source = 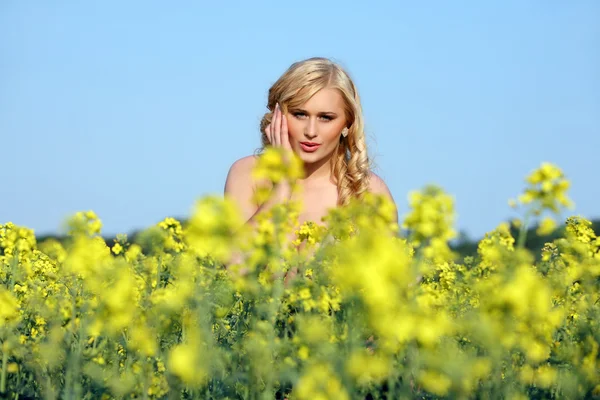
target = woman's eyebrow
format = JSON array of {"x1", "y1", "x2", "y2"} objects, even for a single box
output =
[{"x1": 292, "y1": 108, "x2": 338, "y2": 116}]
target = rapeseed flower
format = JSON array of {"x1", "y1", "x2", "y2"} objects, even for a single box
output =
[
  {"x1": 514, "y1": 162, "x2": 574, "y2": 215},
  {"x1": 0, "y1": 288, "x2": 20, "y2": 326},
  {"x1": 294, "y1": 363, "x2": 349, "y2": 400},
  {"x1": 1, "y1": 160, "x2": 598, "y2": 399}
]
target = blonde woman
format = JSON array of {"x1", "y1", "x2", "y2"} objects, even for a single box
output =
[{"x1": 224, "y1": 57, "x2": 397, "y2": 229}]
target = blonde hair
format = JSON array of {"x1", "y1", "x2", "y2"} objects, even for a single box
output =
[{"x1": 259, "y1": 57, "x2": 371, "y2": 206}]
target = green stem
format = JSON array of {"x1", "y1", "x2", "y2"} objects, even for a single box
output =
[
  {"x1": 516, "y1": 213, "x2": 531, "y2": 249},
  {"x1": 387, "y1": 365, "x2": 396, "y2": 400},
  {"x1": 156, "y1": 256, "x2": 163, "y2": 289},
  {"x1": 45, "y1": 375, "x2": 52, "y2": 400},
  {"x1": 72, "y1": 320, "x2": 85, "y2": 400},
  {"x1": 1, "y1": 347, "x2": 7, "y2": 394},
  {"x1": 142, "y1": 359, "x2": 150, "y2": 400},
  {"x1": 14, "y1": 365, "x2": 21, "y2": 400},
  {"x1": 7, "y1": 248, "x2": 19, "y2": 289}
]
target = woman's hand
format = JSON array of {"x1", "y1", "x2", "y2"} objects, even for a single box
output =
[
  {"x1": 263, "y1": 102, "x2": 293, "y2": 202},
  {"x1": 224, "y1": 104, "x2": 297, "y2": 274},
  {"x1": 265, "y1": 102, "x2": 292, "y2": 150}
]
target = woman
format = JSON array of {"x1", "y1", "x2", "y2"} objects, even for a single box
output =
[{"x1": 224, "y1": 57, "x2": 397, "y2": 231}]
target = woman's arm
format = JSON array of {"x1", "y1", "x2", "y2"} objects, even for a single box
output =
[
  {"x1": 223, "y1": 154, "x2": 295, "y2": 273},
  {"x1": 224, "y1": 103, "x2": 293, "y2": 227},
  {"x1": 224, "y1": 155, "x2": 293, "y2": 228},
  {"x1": 368, "y1": 172, "x2": 398, "y2": 224},
  {"x1": 224, "y1": 155, "x2": 259, "y2": 223}
]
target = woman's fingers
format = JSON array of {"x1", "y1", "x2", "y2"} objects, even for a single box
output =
[
  {"x1": 265, "y1": 124, "x2": 272, "y2": 144},
  {"x1": 272, "y1": 103, "x2": 280, "y2": 146},
  {"x1": 266, "y1": 102, "x2": 289, "y2": 148},
  {"x1": 281, "y1": 112, "x2": 291, "y2": 149}
]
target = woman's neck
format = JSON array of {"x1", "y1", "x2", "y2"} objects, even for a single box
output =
[{"x1": 302, "y1": 154, "x2": 334, "y2": 184}]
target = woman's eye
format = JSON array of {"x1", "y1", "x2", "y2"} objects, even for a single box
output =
[{"x1": 291, "y1": 112, "x2": 333, "y2": 121}]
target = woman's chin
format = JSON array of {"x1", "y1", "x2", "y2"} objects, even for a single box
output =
[{"x1": 297, "y1": 152, "x2": 322, "y2": 165}]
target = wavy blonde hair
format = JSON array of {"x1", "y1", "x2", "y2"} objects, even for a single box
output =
[{"x1": 258, "y1": 57, "x2": 371, "y2": 206}]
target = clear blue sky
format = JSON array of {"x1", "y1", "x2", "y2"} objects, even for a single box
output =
[{"x1": 1, "y1": 1, "x2": 598, "y2": 239}]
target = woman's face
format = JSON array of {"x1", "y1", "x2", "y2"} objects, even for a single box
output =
[{"x1": 285, "y1": 87, "x2": 348, "y2": 166}]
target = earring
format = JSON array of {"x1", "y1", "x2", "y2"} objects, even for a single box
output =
[{"x1": 342, "y1": 127, "x2": 349, "y2": 137}]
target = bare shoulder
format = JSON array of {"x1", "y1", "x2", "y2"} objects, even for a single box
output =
[
  {"x1": 368, "y1": 172, "x2": 398, "y2": 223},
  {"x1": 227, "y1": 155, "x2": 259, "y2": 176},
  {"x1": 224, "y1": 155, "x2": 260, "y2": 192},
  {"x1": 368, "y1": 172, "x2": 393, "y2": 197},
  {"x1": 224, "y1": 155, "x2": 261, "y2": 221}
]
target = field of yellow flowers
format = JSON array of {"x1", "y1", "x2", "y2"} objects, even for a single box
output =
[{"x1": 1, "y1": 149, "x2": 599, "y2": 399}]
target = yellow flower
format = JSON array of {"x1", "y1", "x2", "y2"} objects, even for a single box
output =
[
  {"x1": 0, "y1": 159, "x2": 598, "y2": 398},
  {"x1": 92, "y1": 356, "x2": 106, "y2": 365},
  {"x1": 37, "y1": 238, "x2": 67, "y2": 263},
  {"x1": 418, "y1": 370, "x2": 452, "y2": 396},
  {"x1": 252, "y1": 147, "x2": 304, "y2": 184},
  {"x1": 346, "y1": 351, "x2": 391, "y2": 385},
  {"x1": 565, "y1": 216, "x2": 596, "y2": 244},
  {"x1": 157, "y1": 360, "x2": 166, "y2": 373},
  {"x1": 63, "y1": 235, "x2": 112, "y2": 279},
  {"x1": 0, "y1": 288, "x2": 20, "y2": 326},
  {"x1": 157, "y1": 217, "x2": 186, "y2": 252},
  {"x1": 185, "y1": 196, "x2": 243, "y2": 262},
  {"x1": 525, "y1": 340, "x2": 550, "y2": 364},
  {"x1": 515, "y1": 162, "x2": 574, "y2": 214},
  {"x1": 297, "y1": 315, "x2": 330, "y2": 344},
  {"x1": 168, "y1": 342, "x2": 207, "y2": 387},
  {"x1": 128, "y1": 324, "x2": 158, "y2": 357},
  {"x1": 111, "y1": 242, "x2": 123, "y2": 255},
  {"x1": 477, "y1": 222, "x2": 515, "y2": 271},
  {"x1": 536, "y1": 217, "x2": 557, "y2": 236},
  {"x1": 125, "y1": 243, "x2": 142, "y2": 262},
  {"x1": 0, "y1": 222, "x2": 36, "y2": 263},
  {"x1": 519, "y1": 364, "x2": 534, "y2": 384},
  {"x1": 294, "y1": 363, "x2": 349, "y2": 400},
  {"x1": 402, "y1": 185, "x2": 457, "y2": 262},
  {"x1": 534, "y1": 365, "x2": 557, "y2": 388},
  {"x1": 66, "y1": 210, "x2": 103, "y2": 236},
  {"x1": 298, "y1": 346, "x2": 309, "y2": 360}
]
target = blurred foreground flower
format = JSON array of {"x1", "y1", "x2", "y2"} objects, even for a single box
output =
[{"x1": 0, "y1": 160, "x2": 598, "y2": 399}]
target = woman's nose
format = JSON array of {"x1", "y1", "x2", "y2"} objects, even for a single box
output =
[{"x1": 304, "y1": 120, "x2": 317, "y2": 138}]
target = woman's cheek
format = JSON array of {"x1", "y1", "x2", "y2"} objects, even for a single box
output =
[
  {"x1": 323, "y1": 126, "x2": 342, "y2": 146},
  {"x1": 286, "y1": 119, "x2": 302, "y2": 141}
]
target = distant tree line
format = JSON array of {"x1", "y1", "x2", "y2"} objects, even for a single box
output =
[
  {"x1": 34, "y1": 217, "x2": 600, "y2": 261},
  {"x1": 451, "y1": 218, "x2": 600, "y2": 260}
]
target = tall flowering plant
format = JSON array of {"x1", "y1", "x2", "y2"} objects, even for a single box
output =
[{"x1": 1, "y1": 154, "x2": 598, "y2": 399}]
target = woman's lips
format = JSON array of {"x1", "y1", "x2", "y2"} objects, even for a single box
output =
[{"x1": 300, "y1": 142, "x2": 321, "y2": 153}]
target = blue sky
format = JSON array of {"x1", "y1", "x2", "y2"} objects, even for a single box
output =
[{"x1": 1, "y1": 1, "x2": 598, "y2": 239}]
